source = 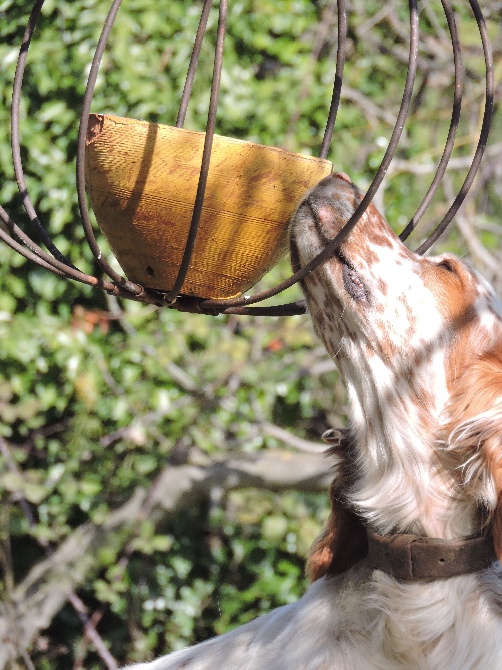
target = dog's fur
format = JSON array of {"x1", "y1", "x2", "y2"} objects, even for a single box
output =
[{"x1": 124, "y1": 173, "x2": 502, "y2": 670}]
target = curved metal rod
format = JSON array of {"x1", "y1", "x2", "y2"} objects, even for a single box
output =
[
  {"x1": 167, "y1": 0, "x2": 344, "y2": 306},
  {"x1": 399, "y1": 0, "x2": 463, "y2": 243},
  {"x1": 10, "y1": 0, "x2": 76, "y2": 269},
  {"x1": 165, "y1": 296, "x2": 306, "y2": 316},
  {"x1": 6, "y1": 0, "x2": 118, "y2": 289},
  {"x1": 0, "y1": 200, "x2": 119, "y2": 290},
  {"x1": 415, "y1": 0, "x2": 494, "y2": 255},
  {"x1": 216, "y1": 301, "x2": 307, "y2": 317},
  {"x1": 176, "y1": 0, "x2": 213, "y2": 128},
  {"x1": 76, "y1": 0, "x2": 144, "y2": 294},
  {"x1": 164, "y1": 0, "x2": 228, "y2": 303},
  {"x1": 0, "y1": 206, "x2": 66, "y2": 276},
  {"x1": 319, "y1": 0, "x2": 347, "y2": 160},
  {"x1": 198, "y1": 0, "x2": 420, "y2": 313}
]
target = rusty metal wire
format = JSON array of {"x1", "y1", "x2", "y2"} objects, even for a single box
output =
[{"x1": 0, "y1": 0, "x2": 495, "y2": 316}]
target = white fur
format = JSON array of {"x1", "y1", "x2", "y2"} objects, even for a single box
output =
[
  {"x1": 122, "y1": 174, "x2": 502, "y2": 669},
  {"x1": 125, "y1": 562, "x2": 502, "y2": 670}
]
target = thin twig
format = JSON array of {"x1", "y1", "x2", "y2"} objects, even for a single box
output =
[
  {"x1": 283, "y1": 0, "x2": 338, "y2": 149},
  {"x1": 0, "y1": 449, "x2": 331, "y2": 670},
  {"x1": 387, "y1": 142, "x2": 502, "y2": 178},
  {"x1": 99, "y1": 396, "x2": 192, "y2": 448},
  {"x1": 0, "y1": 436, "x2": 119, "y2": 670},
  {"x1": 66, "y1": 593, "x2": 118, "y2": 670},
  {"x1": 443, "y1": 176, "x2": 501, "y2": 284},
  {"x1": 260, "y1": 422, "x2": 326, "y2": 454}
]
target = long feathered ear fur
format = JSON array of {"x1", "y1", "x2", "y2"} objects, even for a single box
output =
[
  {"x1": 444, "y1": 346, "x2": 502, "y2": 562},
  {"x1": 306, "y1": 432, "x2": 368, "y2": 581},
  {"x1": 306, "y1": 481, "x2": 368, "y2": 580}
]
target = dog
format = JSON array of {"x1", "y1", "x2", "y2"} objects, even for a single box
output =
[{"x1": 124, "y1": 173, "x2": 502, "y2": 669}]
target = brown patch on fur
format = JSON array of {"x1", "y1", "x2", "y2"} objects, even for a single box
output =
[
  {"x1": 359, "y1": 245, "x2": 380, "y2": 267},
  {"x1": 307, "y1": 442, "x2": 368, "y2": 581},
  {"x1": 443, "y1": 345, "x2": 502, "y2": 561},
  {"x1": 307, "y1": 492, "x2": 368, "y2": 580},
  {"x1": 423, "y1": 256, "x2": 478, "y2": 325},
  {"x1": 376, "y1": 277, "x2": 389, "y2": 297}
]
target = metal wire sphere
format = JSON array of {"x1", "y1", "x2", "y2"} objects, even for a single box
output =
[{"x1": 0, "y1": 0, "x2": 494, "y2": 316}]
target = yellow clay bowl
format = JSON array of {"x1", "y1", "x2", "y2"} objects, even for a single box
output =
[{"x1": 85, "y1": 114, "x2": 333, "y2": 299}]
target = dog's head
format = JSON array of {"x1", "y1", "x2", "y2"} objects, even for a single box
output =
[{"x1": 290, "y1": 173, "x2": 502, "y2": 577}]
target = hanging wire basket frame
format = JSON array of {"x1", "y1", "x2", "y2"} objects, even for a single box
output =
[{"x1": 0, "y1": 0, "x2": 494, "y2": 317}]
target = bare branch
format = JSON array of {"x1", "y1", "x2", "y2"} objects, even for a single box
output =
[
  {"x1": 341, "y1": 86, "x2": 397, "y2": 126},
  {"x1": 442, "y1": 176, "x2": 502, "y2": 289},
  {"x1": 0, "y1": 436, "x2": 120, "y2": 670},
  {"x1": 387, "y1": 143, "x2": 502, "y2": 178},
  {"x1": 66, "y1": 592, "x2": 118, "y2": 670},
  {"x1": 0, "y1": 450, "x2": 331, "y2": 669},
  {"x1": 260, "y1": 422, "x2": 326, "y2": 454}
]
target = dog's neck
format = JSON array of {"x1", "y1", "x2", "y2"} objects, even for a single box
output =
[{"x1": 337, "y1": 343, "x2": 479, "y2": 542}]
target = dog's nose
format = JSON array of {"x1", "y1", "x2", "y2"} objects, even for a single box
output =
[
  {"x1": 300, "y1": 172, "x2": 359, "y2": 241},
  {"x1": 303, "y1": 172, "x2": 353, "y2": 205},
  {"x1": 313, "y1": 171, "x2": 353, "y2": 195},
  {"x1": 333, "y1": 172, "x2": 353, "y2": 185}
]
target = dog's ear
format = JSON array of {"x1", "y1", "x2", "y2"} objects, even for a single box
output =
[
  {"x1": 306, "y1": 480, "x2": 368, "y2": 581},
  {"x1": 445, "y1": 347, "x2": 502, "y2": 562}
]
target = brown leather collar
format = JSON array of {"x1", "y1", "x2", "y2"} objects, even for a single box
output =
[{"x1": 367, "y1": 530, "x2": 497, "y2": 581}]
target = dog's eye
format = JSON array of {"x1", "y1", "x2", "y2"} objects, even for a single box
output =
[{"x1": 438, "y1": 259, "x2": 455, "y2": 273}]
